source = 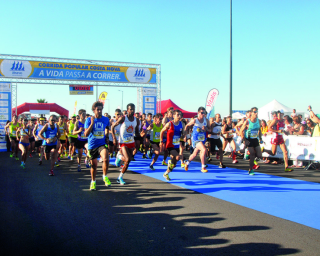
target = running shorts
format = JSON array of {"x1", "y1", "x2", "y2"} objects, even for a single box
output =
[{"x1": 88, "y1": 145, "x2": 107, "y2": 160}]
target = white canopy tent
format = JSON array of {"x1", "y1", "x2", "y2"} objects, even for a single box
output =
[
  {"x1": 258, "y1": 99, "x2": 304, "y2": 121},
  {"x1": 232, "y1": 112, "x2": 246, "y2": 120}
]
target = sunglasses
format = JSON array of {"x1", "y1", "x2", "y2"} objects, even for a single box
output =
[
  {"x1": 252, "y1": 111, "x2": 258, "y2": 113},
  {"x1": 116, "y1": 114, "x2": 120, "y2": 116},
  {"x1": 307, "y1": 122, "x2": 311, "y2": 124},
  {"x1": 200, "y1": 112, "x2": 205, "y2": 115}
]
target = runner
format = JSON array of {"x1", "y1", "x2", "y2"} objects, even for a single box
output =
[
  {"x1": 73, "y1": 109, "x2": 89, "y2": 172},
  {"x1": 146, "y1": 113, "x2": 163, "y2": 170},
  {"x1": 240, "y1": 107, "x2": 263, "y2": 175},
  {"x1": 184, "y1": 107, "x2": 211, "y2": 173},
  {"x1": 264, "y1": 110, "x2": 294, "y2": 172},
  {"x1": 33, "y1": 117, "x2": 45, "y2": 165},
  {"x1": 133, "y1": 112, "x2": 143, "y2": 160},
  {"x1": 67, "y1": 115, "x2": 77, "y2": 161},
  {"x1": 39, "y1": 115, "x2": 61, "y2": 176},
  {"x1": 110, "y1": 109, "x2": 122, "y2": 157},
  {"x1": 57, "y1": 115, "x2": 68, "y2": 161},
  {"x1": 161, "y1": 107, "x2": 174, "y2": 165},
  {"x1": 160, "y1": 109, "x2": 185, "y2": 181},
  {"x1": 222, "y1": 116, "x2": 238, "y2": 164},
  {"x1": 17, "y1": 119, "x2": 32, "y2": 168},
  {"x1": 179, "y1": 118, "x2": 187, "y2": 168},
  {"x1": 84, "y1": 101, "x2": 110, "y2": 191},
  {"x1": 111, "y1": 103, "x2": 139, "y2": 185},
  {"x1": 141, "y1": 113, "x2": 153, "y2": 159},
  {"x1": 209, "y1": 113, "x2": 226, "y2": 168},
  {"x1": 5, "y1": 115, "x2": 20, "y2": 160},
  {"x1": 28, "y1": 119, "x2": 36, "y2": 157}
]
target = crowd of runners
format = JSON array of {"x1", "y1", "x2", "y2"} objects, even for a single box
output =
[{"x1": 5, "y1": 101, "x2": 294, "y2": 191}]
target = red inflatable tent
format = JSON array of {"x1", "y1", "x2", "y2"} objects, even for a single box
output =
[
  {"x1": 12, "y1": 103, "x2": 69, "y2": 117},
  {"x1": 158, "y1": 99, "x2": 197, "y2": 118}
]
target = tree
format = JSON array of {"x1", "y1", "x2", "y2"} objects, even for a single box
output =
[{"x1": 37, "y1": 99, "x2": 48, "y2": 103}]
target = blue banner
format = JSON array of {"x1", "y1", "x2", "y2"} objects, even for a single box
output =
[
  {"x1": 143, "y1": 96, "x2": 157, "y2": 116},
  {"x1": 0, "y1": 82, "x2": 11, "y2": 152}
]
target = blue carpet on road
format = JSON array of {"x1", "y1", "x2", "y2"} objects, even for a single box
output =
[{"x1": 113, "y1": 152, "x2": 320, "y2": 230}]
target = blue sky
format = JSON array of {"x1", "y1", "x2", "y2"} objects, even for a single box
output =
[{"x1": 1, "y1": 0, "x2": 319, "y2": 117}]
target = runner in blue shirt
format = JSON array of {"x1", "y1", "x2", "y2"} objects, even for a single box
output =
[{"x1": 84, "y1": 101, "x2": 110, "y2": 191}]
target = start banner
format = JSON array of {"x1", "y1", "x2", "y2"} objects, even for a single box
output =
[
  {"x1": 222, "y1": 134, "x2": 320, "y2": 161},
  {"x1": 0, "y1": 59, "x2": 157, "y2": 84}
]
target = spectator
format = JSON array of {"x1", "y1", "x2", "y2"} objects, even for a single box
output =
[
  {"x1": 306, "y1": 119, "x2": 315, "y2": 136},
  {"x1": 291, "y1": 109, "x2": 296, "y2": 118},
  {"x1": 291, "y1": 116, "x2": 305, "y2": 135},
  {"x1": 308, "y1": 105, "x2": 320, "y2": 136},
  {"x1": 283, "y1": 115, "x2": 293, "y2": 134}
]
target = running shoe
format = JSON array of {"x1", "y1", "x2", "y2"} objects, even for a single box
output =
[
  {"x1": 232, "y1": 160, "x2": 238, "y2": 164},
  {"x1": 201, "y1": 167, "x2": 208, "y2": 173},
  {"x1": 163, "y1": 173, "x2": 171, "y2": 181},
  {"x1": 39, "y1": 160, "x2": 42, "y2": 165},
  {"x1": 90, "y1": 181, "x2": 96, "y2": 191},
  {"x1": 67, "y1": 155, "x2": 71, "y2": 160},
  {"x1": 117, "y1": 177, "x2": 126, "y2": 185},
  {"x1": 10, "y1": 153, "x2": 14, "y2": 158},
  {"x1": 54, "y1": 162, "x2": 60, "y2": 167},
  {"x1": 49, "y1": 170, "x2": 54, "y2": 176},
  {"x1": 65, "y1": 152, "x2": 68, "y2": 157},
  {"x1": 253, "y1": 164, "x2": 260, "y2": 170},
  {"x1": 70, "y1": 156, "x2": 74, "y2": 161},
  {"x1": 149, "y1": 165, "x2": 155, "y2": 171},
  {"x1": 181, "y1": 163, "x2": 186, "y2": 168},
  {"x1": 115, "y1": 157, "x2": 122, "y2": 167},
  {"x1": 162, "y1": 160, "x2": 168, "y2": 166},
  {"x1": 206, "y1": 157, "x2": 212, "y2": 162},
  {"x1": 184, "y1": 160, "x2": 189, "y2": 171},
  {"x1": 169, "y1": 162, "x2": 175, "y2": 171},
  {"x1": 85, "y1": 161, "x2": 90, "y2": 168},
  {"x1": 248, "y1": 170, "x2": 255, "y2": 176},
  {"x1": 77, "y1": 165, "x2": 81, "y2": 172},
  {"x1": 15, "y1": 157, "x2": 19, "y2": 161},
  {"x1": 29, "y1": 154, "x2": 33, "y2": 158},
  {"x1": 219, "y1": 163, "x2": 226, "y2": 168},
  {"x1": 104, "y1": 176, "x2": 112, "y2": 186},
  {"x1": 147, "y1": 150, "x2": 152, "y2": 159},
  {"x1": 285, "y1": 167, "x2": 294, "y2": 172},
  {"x1": 20, "y1": 162, "x2": 25, "y2": 169},
  {"x1": 57, "y1": 156, "x2": 61, "y2": 162}
]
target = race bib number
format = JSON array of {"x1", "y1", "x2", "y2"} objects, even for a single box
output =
[
  {"x1": 93, "y1": 131, "x2": 104, "y2": 139},
  {"x1": 173, "y1": 136, "x2": 180, "y2": 145},
  {"x1": 124, "y1": 134, "x2": 134, "y2": 143},
  {"x1": 11, "y1": 131, "x2": 16, "y2": 136},
  {"x1": 155, "y1": 132, "x2": 160, "y2": 140},
  {"x1": 250, "y1": 130, "x2": 258, "y2": 138},
  {"x1": 197, "y1": 134, "x2": 205, "y2": 141},
  {"x1": 80, "y1": 132, "x2": 87, "y2": 140}
]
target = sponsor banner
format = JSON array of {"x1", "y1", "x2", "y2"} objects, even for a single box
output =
[
  {"x1": 143, "y1": 96, "x2": 156, "y2": 116},
  {"x1": 222, "y1": 134, "x2": 320, "y2": 161},
  {"x1": 98, "y1": 92, "x2": 108, "y2": 105},
  {"x1": 0, "y1": 83, "x2": 11, "y2": 123},
  {"x1": 142, "y1": 87, "x2": 157, "y2": 115},
  {"x1": 206, "y1": 89, "x2": 219, "y2": 118},
  {"x1": 69, "y1": 85, "x2": 93, "y2": 95},
  {"x1": 0, "y1": 59, "x2": 157, "y2": 84},
  {"x1": 0, "y1": 142, "x2": 6, "y2": 152}
]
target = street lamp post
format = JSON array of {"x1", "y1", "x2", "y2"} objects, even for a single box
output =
[
  {"x1": 118, "y1": 90, "x2": 123, "y2": 110},
  {"x1": 229, "y1": 0, "x2": 233, "y2": 116}
]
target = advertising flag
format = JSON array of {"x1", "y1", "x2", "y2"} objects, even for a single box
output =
[
  {"x1": 206, "y1": 89, "x2": 219, "y2": 118},
  {"x1": 98, "y1": 92, "x2": 108, "y2": 105},
  {"x1": 73, "y1": 101, "x2": 77, "y2": 116}
]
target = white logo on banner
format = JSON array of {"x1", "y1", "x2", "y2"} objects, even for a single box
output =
[
  {"x1": 143, "y1": 88, "x2": 157, "y2": 96},
  {"x1": 0, "y1": 93, "x2": 8, "y2": 100},
  {"x1": 1, "y1": 60, "x2": 32, "y2": 78},
  {"x1": 0, "y1": 83, "x2": 11, "y2": 92},
  {"x1": 0, "y1": 108, "x2": 8, "y2": 114},
  {"x1": 126, "y1": 68, "x2": 151, "y2": 83},
  {"x1": 0, "y1": 101, "x2": 8, "y2": 107},
  {"x1": 0, "y1": 114, "x2": 9, "y2": 120}
]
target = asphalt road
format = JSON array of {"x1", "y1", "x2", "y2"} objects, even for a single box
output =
[{"x1": 1, "y1": 151, "x2": 320, "y2": 256}]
